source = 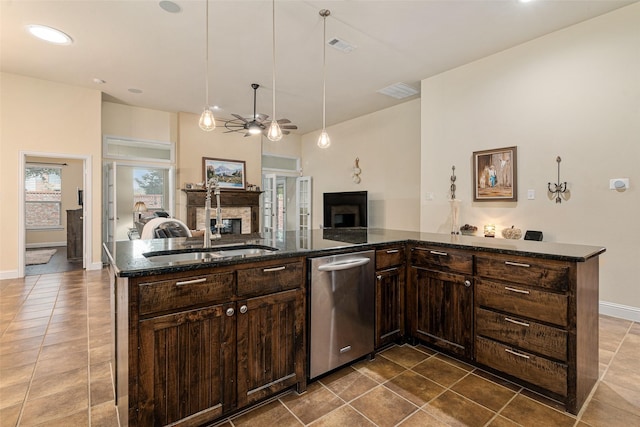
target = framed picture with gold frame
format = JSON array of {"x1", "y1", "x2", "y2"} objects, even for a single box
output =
[{"x1": 473, "y1": 146, "x2": 517, "y2": 201}]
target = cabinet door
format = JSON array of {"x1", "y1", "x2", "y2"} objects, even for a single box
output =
[
  {"x1": 375, "y1": 267, "x2": 405, "y2": 349},
  {"x1": 237, "y1": 289, "x2": 305, "y2": 408},
  {"x1": 138, "y1": 303, "x2": 236, "y2": 427},
  {"x1": 411, "y1": 267, "x2": 473, "y2": 359}
]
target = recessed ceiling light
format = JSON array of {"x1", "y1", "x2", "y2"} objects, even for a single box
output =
[
  {"x1": 26, "y1": 24, "x2": 72, "y2": 45},
  {"x1": 159, "y1": 1, "x2": 182, "y2": 13},
  {"x1": 212, "y1": 105, "x2": 221, "y2": 110},
  {"x1": 128, "y1": 88, "x2": 143, "y2": 94}
]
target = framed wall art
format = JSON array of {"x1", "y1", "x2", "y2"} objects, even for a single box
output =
[
  {"x1": 473, "y1": 146, "x2": 517, "y2": 201},
  {"x1": 202, "y1": 157, "x2": 246, "y2": 190}
]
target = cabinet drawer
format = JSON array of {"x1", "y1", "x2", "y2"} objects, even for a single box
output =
[
  {"x1": 376, "y1": 247, "x2": 405, "y2": 270},
  {"x1": 476, "y1": 308, "x2": 567, "y2": 361},
  {"x1": 237, "y1": 260, "x2": 303, "y2": 297},
  {"x1": 139, "y1": 272, "x2": 235, "y2": 316},
  {"x1": 476, "y1": 336, "x2": 567, "y2": 397},
  {"x1": 476, "y1": 278, "x2": 568, "y2": 327},
  {"x1": 411, "y1": 246, "x2": 473, "y2": 274},
  {"x1": 476, "y1": 255, "x2": 569, "y2": 292}
]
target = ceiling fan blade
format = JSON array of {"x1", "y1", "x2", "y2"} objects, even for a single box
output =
[
  {"x1": 280, "y1": 125, "x2": 298, "y2": 130},
  {"x1": 231, "y1": 113, "x2": 249, "y2": 122},
  {"x1": 276, "y1": 118, "x2": 291, "y2": 124},
  {"x1": 255, "y1": 113, "x2": 269, "y2": 122},
  {"x1": 282, "y1": 130, "x2": 291, "y2": 135}
]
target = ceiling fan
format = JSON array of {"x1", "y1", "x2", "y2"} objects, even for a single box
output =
[{"x1": 224, "y1": 83, "x2": 298, "y2": 137}]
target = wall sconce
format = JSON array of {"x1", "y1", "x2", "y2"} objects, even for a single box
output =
[
  {"x1": 352, "y1": 157, "x2": 361, "y2": 184},
  {"x1": 548, "y1": 156, "x2": 568, "y2": 203},
  {"x1": 484, "y1": 224, "x2": 496, "y2": 238},
  {"x1": 133, "y1": 201, "x2": 148, "y2": 222}
]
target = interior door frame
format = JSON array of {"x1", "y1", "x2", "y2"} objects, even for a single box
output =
[{"x1": 19, "y1": 150, "x2": 92, "y2": 277}]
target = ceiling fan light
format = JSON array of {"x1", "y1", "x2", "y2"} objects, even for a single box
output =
[
  {"x1": 199, "y1": 107, "x2": 216, "y2": 131},
  {"x1": 317, "y1": 130, "x2": 331, "y2": 148},
  {"x1": 267, "y1": 120, "x2": 283, "y2": 141},
  {"x1": 248, "y1": 123, "x2": 262, "y2": 135}
]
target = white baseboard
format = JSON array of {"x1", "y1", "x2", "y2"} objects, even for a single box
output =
[
  {"x1": 600, "y1": 301, "x2": 640, "y2": 322},
  {"x1": 26, "y1": 242, "x2": 66, "y2": 249},
  {"x1": 87, "y1": 261, "x2": 104, "y2": 271},
  {"x1": 0, "y1": 270, "x2": 20, "y2": 280}
]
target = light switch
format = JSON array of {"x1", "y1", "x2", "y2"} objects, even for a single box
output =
[{"x1": 527, "y1": 189, "x2": 535, "y2": 200}]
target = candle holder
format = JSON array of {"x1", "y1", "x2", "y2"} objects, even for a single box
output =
[
  {"x1": 484, "y1": 224, "x2": 496, "y2": 238},
  {"x1": 548, "y1": 156, "x2": 568, "y2": 203}
]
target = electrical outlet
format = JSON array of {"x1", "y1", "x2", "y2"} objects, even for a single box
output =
[{"x1": 527, "y1": 189, "x2": 535, "y2": 200}]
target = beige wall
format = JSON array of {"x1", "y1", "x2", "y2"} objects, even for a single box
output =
[
  {"x1": 102, "y1": 102, "x2": 177, "y2": 143},
  {"x1": 25, "y1": 157, "x2": 84, "y2": 247},
  {"x1": 420, "y1": 4, "x2": 640, "y2": 311},
  {"x1": 177, "y1": 112, "x2": 263, "y2": 221},
  {"x1": 301, "y1": 99, "x2": 421, "y2": 231},
  {"x1": 0, "y1": 73, "x2": 102, "y2": 276}
]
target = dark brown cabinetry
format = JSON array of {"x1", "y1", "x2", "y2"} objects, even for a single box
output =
[
  {"x1": 474, "y1": 253, "x2": 598, "y2": 413},
  {"x1": 408, "y1": 246, "x2": 474, "y2": 359},
  {"x1": 375, "y1": 246, "x2": 406, "y2": 349},
  {"x1": 114, "y1": 258, "x2": 306, "y2": 427},
  {"x1": 66, "y1": 208, "x2": 82, "y2": 260}
]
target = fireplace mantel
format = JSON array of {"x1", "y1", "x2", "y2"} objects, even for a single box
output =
[{"x1": 182, "y1": 189, "x2": 261, "y2": 233}]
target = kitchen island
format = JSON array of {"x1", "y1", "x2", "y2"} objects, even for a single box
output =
[{"x1": 105, "y1": 229, "x2": 605, "y2": 425}]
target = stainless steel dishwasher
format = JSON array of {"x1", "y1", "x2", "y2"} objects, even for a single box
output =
[{"x1": 309, "y1": 250, "x2": 375, "y2": 379}]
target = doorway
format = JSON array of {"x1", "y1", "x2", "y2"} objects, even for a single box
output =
[{"x1": 19, "y1": 151, "x2": 91, "y2": 278}]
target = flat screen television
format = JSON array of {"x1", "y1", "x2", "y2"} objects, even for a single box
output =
[{"x1": 323, "y1": 191, "x2": 368, "y2": 228}]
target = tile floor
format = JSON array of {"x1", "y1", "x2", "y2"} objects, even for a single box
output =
[
  {"x1": 25, "y1": 246, "x2": 83, "y2": 276},
  {"x1": 1, "y1": 270, "x2": 638, "y2": 427}
]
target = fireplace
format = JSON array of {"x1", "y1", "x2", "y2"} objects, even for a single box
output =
[
  {"x1": 211, "y1": 218, "x2": 242, "y2": 235},
  {"x1": 182, "y1": 189, "x2": 261, "y2": 234},
  {"x1": 330, "y1": 205, "x2": 360, "y2": 227},
  {"x1": 323, "y1": 191, "x2": 368, "y2": 228}
]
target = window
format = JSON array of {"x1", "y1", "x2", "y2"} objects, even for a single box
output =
[
  {"x1": 25, "y1": 165, "x2": 62, "y2": 229},
  {"x1": 133, "y1": 167, "x2": 167, "y2": 211}
]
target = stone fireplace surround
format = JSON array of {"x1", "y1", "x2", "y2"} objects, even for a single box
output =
[{"x1": 182, "y1": 189, "x2": 261, "y2": 234}]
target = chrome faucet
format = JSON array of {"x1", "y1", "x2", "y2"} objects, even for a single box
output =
[{"x1": 203, "y1": 177, "x2": 222, "y2": 248}]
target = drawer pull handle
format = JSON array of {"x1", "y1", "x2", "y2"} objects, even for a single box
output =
[
  {"x1": 505, "y1": 317, "x2": 530, "y2": 327},
  {"x1": 505, "y1": 286, "x2": 530, "y2": 295},
  {"x1": 175, "y1": 277, "x2": 207, "y2": 286},
  {"x1": 429, "y1": 250, "x2": 448, "y2": 256},
  {"x1": 263, "y1": 266, "x2": 286, "y2": 272},
  {"x1": 505, "y1": 348, "x2": 530, "y2": 359},
  {"x1": 505, "y1": 261, "x2": 531, "y2": 268},
  {"x1": 386, "y1": 249, "x2": 399, "y2": 254}
]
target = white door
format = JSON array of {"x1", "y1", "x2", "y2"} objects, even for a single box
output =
[
  {"x1": 104, "y1": 161, "x2": 117, "y2": 244},
  {"x1": 262, "y1": 173, "x2": 276, "y2": 233},
  {"x1": 275, "y1": 178, "x2": 287, "y2": 237},
  {"x1": 296, "y1": 176, "x2": 311, "y2": 249}
]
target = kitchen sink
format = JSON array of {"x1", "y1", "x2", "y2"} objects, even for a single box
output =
[{"x1": 144, "y1": 245, "x2": 278, "y2": 264}]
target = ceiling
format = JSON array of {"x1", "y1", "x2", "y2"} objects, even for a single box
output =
[{"x1": 1, "y1": 0, "x2": 635, "y2": 135}]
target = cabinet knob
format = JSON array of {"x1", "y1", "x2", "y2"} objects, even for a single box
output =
[
  {"x1": 377, "y1": 275, "x2": 382, "y2": 280},
  {"x1": 226, "y1": 308, "x2": 235, "y2": 317},
  {"x1": 240, "y1": 305, "x2": 248, "y2": 314},
  {"x1": 464, "y1": 280, "x2": 471, "y2": 287}
]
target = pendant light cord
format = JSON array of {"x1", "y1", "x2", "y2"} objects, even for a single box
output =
[
  {"x1": 321, "y1": 10, "x2": 328, "y2": 130},
  {"x1": 205, "y1": 0, "x2": 209, "y2": 108},
  {"x1": 272, "y1": 0, "x2": 276, "y2": 117}
]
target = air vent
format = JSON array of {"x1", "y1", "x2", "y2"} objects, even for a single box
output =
[
  {"x1": 327, "y1": 37, "x2": 356, "y2": 53},
  {"x1": 376, "y1": 82, "x2": 419, "y2": 99}
]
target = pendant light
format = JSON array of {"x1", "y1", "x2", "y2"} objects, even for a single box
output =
[
  {"x1": 267, "y1": 0, "x2": 283, "y2": 141},
  {"x1": 199, "y1": 0, "x2": 216, "y2": 131},
  {"x1": 317, "y1": 9, "x2": 331, "y2": 149}
]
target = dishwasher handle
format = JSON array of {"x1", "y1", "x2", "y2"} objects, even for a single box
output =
[{"x1": 317, "y1": 257, "x2": 371, "y2": 272}]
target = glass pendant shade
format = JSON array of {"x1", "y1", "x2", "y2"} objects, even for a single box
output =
[
  {"x1": 317, "y1": 130, "x2": 331, "y2": 148},
  {"x1": 267, "y1": 120, "x2": 283, "y2": 141},
  {"x1": 199, "y1": 107, "x2": 216, "y2": 131}
]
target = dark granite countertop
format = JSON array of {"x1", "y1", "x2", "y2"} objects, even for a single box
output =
[{"x1": 103, "y1": 228, "x2": 606, "y2": 278}]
